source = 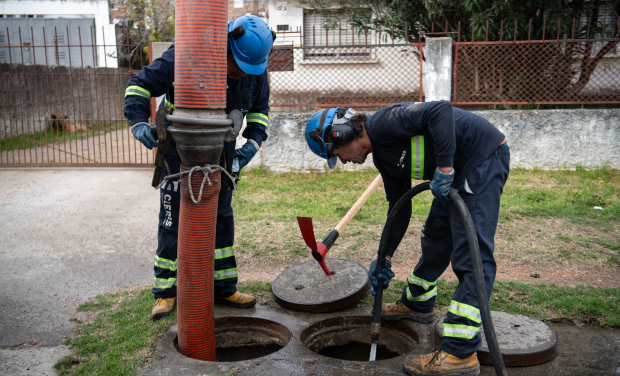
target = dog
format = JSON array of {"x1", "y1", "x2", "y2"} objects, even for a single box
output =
[{"x1": 50, "y1": 114, "x2": 91, "y2": 133}]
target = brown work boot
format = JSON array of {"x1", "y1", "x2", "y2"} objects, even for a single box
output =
[
  {"x1": 403, "y1": 348, "x2": 480, "y2": 376},
  {"x1": 215, "y1": 291, "x2": 256, "y2": 309},
  {"x1": 152, "y1": 297, "x2": 176, "y2": 321},
  {"x1": 378, "y1": 300, "x2": 435, "y2": 323}
]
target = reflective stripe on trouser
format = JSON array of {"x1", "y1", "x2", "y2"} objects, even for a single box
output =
[
  {"x1": 405, "y1": 272, "x2": 437, "y2": 303},
  {"x1": 152, "y1": 142, "x2": 239, "y2": 299},
  {"x1": 400, "y1": 144, "x2": 510, "y2": 358},
  {"x1": 411, "y1": 135, "x2": 425, "y2": 180}
]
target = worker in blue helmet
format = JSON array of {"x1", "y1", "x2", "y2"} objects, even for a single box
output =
[
  {"x1": 123, "y1": 15, "x2": 275, "y2": 321},
  {"x1": 305, "y1": 101, "x2": 509, "y2": 376}
]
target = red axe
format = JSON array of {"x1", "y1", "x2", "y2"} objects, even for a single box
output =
[{"x1": 297, "y1": 174, "x2": 383, "y2": 275}]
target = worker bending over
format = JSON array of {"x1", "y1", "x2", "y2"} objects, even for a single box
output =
[
  {"x1": 124, "y1": 15, "x2": 273, "y2": 320},
  {"x1": 305, "y1": 101, "x2": 509, "y2": 376}
]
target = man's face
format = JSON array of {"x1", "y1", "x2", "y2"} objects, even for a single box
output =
[
  {"x1": 331, "y1": 138, "x2": 370, "y2": 165},
  {"x1": 227, "y1": 53, "x2": 247, "y2": 80}
]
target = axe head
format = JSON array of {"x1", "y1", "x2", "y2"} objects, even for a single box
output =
[{"x1": 296, "y1": 216, "x2": 332, "y2": 275}]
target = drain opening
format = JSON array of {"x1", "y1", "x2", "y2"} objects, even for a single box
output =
[
  {"x1": 174, "y1": 317, "x2": 291, "y2": 362},
  {"x1": 318, "y1": 341, "x2": 398, "y2": 361},
  {"x1": 301, "y1": 316, "x2": 419, "y2": 362}
]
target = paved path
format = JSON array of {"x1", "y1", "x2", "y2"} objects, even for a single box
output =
[{"x1": 0, "y1": 169, "x2": 158, "y2": 372}]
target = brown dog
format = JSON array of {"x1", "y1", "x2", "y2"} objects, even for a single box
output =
[{"x1": 50, "y1": 114, "x2": 91, "y2": 132}]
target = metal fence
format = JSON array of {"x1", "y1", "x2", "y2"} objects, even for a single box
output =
[
  {"x1": 0, "y1": 25, "x2": 152, "y2": 167},
  {"x1": 1, "y1": 19, "x2": 619, "y2": 167}
]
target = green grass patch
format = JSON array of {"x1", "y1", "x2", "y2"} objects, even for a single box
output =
[
  {"x1": 54, "y1": 287, "x2": 176, "y2": 376},
  {"x1": 1, "y1": 122, "x2": 128, "y2": 152}
]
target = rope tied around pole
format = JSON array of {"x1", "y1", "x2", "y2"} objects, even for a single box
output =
[{"x1": 155, "y1": 161, "x2": 237, "y2": 203}]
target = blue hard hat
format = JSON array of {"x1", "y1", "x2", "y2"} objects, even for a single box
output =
[
  {"x1": 305, "y1": 107, "x2": 340, "y2": 169},
  {"x1": 228, "y1": 15, "x2": 274, "y2": 75}
]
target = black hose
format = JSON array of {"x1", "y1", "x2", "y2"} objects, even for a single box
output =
[{"x1": 373, "y1": 182, "x2": 507, "y2": 376}]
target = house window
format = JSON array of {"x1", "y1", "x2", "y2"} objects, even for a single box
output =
[
  {"x1": 233, "y1": 0, "x2": 243, "y2": 8},
  {"x1": 303, "y1": 11, "x2": 369, "y2": 47}
]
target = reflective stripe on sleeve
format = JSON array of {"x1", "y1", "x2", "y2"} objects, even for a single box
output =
[
  {"x1": 154, "y1": 255, "x2": 177, "y2": 271},
  {"x1": 407, "y1": 272, "x2": 437, "y2": 290},
  {"x1": 411, "y1": 135, "x2": 425, "y2": 180},
  {"x1": 246, "y1": 113, "x2": 268, "y2": 127},
  {"x1": 443, "y1": 323, "x2": 480, "y2": 339},
  {"x1": 406, "y1": 285, "x2": 437, "y2": 302},
  {"x1": 165, "y1": 99, "x2": 175, "y2": 109},
  {"x1": 214, "y1": 246, "x2": 235, "y2": 260},
  {"x1": 448, "y1": 301, "x2": 482, "y2": 323},
  {"x1": 214, "y1": 267, "x2": 238, "y2": 280},
  {"x1": 154, "y1": 277, "x2": 177, "y2": 289},
  {"x1": 125, "y1": 85, "x2": 151, "y2": 99}
]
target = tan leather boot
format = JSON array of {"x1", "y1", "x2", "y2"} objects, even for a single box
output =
[
  {"x1": 403, "y1": 348, "x2": 480, "y2": 375},
  {"x1": 151, "y1": 297, "x2": 176, "y2": 321},
  {"x1": 215, "y1": 291, "x2": 256, "y2": 308},
  {"x1": 377, "y1": 300, "x2": 435, "y2": 323}
]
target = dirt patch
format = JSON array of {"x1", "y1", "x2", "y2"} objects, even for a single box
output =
[{"x1": 235, "y1": 217, "x2": 620, "y2": 287}]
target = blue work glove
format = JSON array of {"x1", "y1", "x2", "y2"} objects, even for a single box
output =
[
  {"x1": 233, "y1": 140, "x2": 258, "y2": 170},
  {"x1": 131, "y1": 123, "x2": 158, "y2": 150},
  {"x1": 368, "y1": 258, "x2": 395, "y2": 296},
  {"x1": 429, "y1": 168, "x2": 455, "y2": 201}
]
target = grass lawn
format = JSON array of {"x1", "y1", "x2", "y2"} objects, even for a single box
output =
[
  {"x1": 56, "y1": 166, "x2": 620, "y2": 375},
  {"x1": 0, "y1": 122, "x2": 128, "y2": 152}
]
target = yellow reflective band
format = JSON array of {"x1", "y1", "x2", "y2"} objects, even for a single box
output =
[
  {"x1": 154, "y1": 255, "x2": 177, "y2": 271},
  {"x1": 214, "y1": 267, "x2": 238, "y2": 280},
  {"x1": 448, "y1": 301, "x2": 482, "y2": 323},
  {"x1": 165, "y1": 99, "x2": 175, "y2": 109},
  {"x1": 246, "y1": 113, "x2": 268, "y2": 127},
  {"x1": 443, "y1": 323, "x2": 480, "y2": 339},
  {"x1": 125, "y1": 85, "x2": 151, "y2": 99},
  {"x1": 406, "y1": 285, "x2": 437, "y2": 302},
  {"x1": 154, "y1": 277, "x2": 177, "y2": 288},
  {"x1": 214, "y1": 246, "x2": 235, "y2": 260},
  {"x1": 411, "y1": 135, "x2": 425, "y2": 180},
  {"x1": 407, "y1": 272, "x2": 436, "y2": 290}
]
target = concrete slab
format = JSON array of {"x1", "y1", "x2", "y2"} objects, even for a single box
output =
[
  {"x1": 273, "y1": 258, "x2": 369, "y2": 312},
  {"x1": 0, "y1": 345, "x2": 72, "y2": 376},
  {"x1": 142, "y1": 304, "x2": 620, "y2": 376}
]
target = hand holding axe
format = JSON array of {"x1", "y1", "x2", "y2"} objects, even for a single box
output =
[{"x1": 297, "y1": 174, "x2": 383, "y2": 275}]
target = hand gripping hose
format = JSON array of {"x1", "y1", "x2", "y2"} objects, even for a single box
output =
[{"x1": 371, "y1": 182, "x2": 508, "y2": 376}]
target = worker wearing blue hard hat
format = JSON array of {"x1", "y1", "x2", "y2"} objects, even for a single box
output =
[
  {"x1": 305, "y1": 101, "x2": 509, "y2": 376},
  {"x1": 124, "y1": 15, "x2": 275, "y2": 321}
]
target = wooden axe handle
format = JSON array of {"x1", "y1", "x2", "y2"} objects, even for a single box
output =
[{"x1": 335, "y1": 174, "x2": 383, "y2": 233}]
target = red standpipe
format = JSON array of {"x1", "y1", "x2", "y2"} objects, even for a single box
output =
[{"x1": 174, "y1": 0, "x2": 228, "y2": 362}]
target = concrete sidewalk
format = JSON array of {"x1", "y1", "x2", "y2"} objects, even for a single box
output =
[{"x1": 0, "y1": 169, "x2": 158, "y2": 374}]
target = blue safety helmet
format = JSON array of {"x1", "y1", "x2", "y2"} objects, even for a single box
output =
[
  {"x1": 228, "y1": 15, "x2": 275, "y2": 75},
  {"x1": 305, "y1": 107, "x2": 340, "y2": 169}
]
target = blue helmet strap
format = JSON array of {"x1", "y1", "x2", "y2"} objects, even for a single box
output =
[{"x1": 317, "y1": 109, "x2": 329, "y2": 155}]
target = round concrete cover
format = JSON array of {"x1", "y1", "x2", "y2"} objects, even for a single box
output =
[
  {"x1": 272, "y1": 258, "x2": 370, "y2": 313},
  {"x1": 435, "y1": 311, "x2": 558, "y2": 366}
]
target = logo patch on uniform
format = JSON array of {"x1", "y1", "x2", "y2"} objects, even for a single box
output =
[{"x1": 397, "y1": 150, "x2": 407, "y2": 168}]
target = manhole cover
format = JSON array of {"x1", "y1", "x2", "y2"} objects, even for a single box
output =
[
  {"x1": 272, "y1": 258, "x2": 369, "y2": 313},
  {"x1": 435, "y1": 311, "x2": 558, "y2": 366}
]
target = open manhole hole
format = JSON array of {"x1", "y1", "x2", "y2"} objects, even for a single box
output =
[
  {"x1": 174, "y1": 317, "x2": 292, "y2": 362},
  {"x1": 301, "y1": 316, "x2": 419, "y2": 362}
]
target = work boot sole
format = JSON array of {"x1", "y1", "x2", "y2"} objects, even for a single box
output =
[
  {"x1": 151, "y1": 300, "x2": 176, "y2": 321},
  {"x1": 215, "y1": 297, "x2": 257, "y2": 309},
  {"x1": 403, "y1": 363, "x2": 480, "y2": 376},
  {"x1": 380, "y1": 311, "x2": 435, "y2": 324}
]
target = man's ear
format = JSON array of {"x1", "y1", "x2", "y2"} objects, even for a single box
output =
[{"x1": 51, "y1": 113, "x2": 56, "y2": 119}]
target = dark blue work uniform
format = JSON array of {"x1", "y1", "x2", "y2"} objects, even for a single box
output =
[
  {"x1": 123, "y1": 45, "x2": 269, "y2": 299},
  {"x1": 366, "y1": 101, "x2": 509, "y2": 358}
]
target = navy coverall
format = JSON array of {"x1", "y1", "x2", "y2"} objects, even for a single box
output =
[
  {"x1": 366, "y1": 101, "x2": 509, "y2": 358},
  {"x1": 123, "y1": 45, "x2": 269, "y2": 299}
]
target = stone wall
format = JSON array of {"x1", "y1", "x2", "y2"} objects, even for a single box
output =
[{"x1": 244, "y1": 109, "x2": 620, "y2": 172}]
